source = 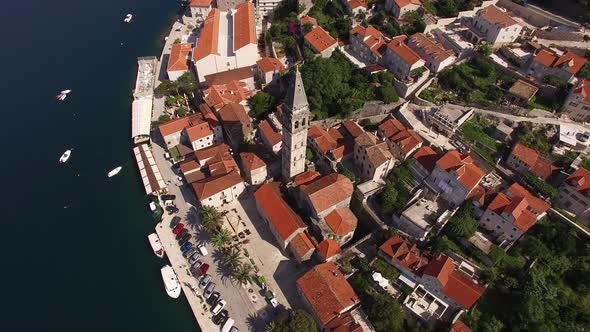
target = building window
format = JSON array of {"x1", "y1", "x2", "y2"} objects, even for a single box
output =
[
  {"x1": 512, "y1": 227, "x2": 517, "y2": 231},
  {"x1": 295, "y1": 121, "x2": 299, "y2": 129}
]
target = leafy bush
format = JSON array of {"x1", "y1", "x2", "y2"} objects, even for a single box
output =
[
  {"x1": 524, "y1": 172, "x2": 558, "y2": 200},
  {"x1": 377, "y1": 84, "x2": 399, "y2": 104},
  {"x1": 248, "y1": 91, "x2": 275, "y2": 119},
  {"x1": 446, "y1": 203, "x2": 478, "y2": 239},
  {"x1": 378, "y1": 181, "x2": 410, "y2": 216},
  {"x1": 373, "y1": 258, "x2": 400, "y2": 284},
  {"x1": 157, "y1": 114, "x2": 171, "y2": 124}
]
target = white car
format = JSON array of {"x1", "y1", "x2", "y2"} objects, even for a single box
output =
[
  {"x1": 198, "y1": 244, "x2": 208, "y2": 256},
  {"x1": 211, "y1": 299, "x2": 227, "y2": 315}
]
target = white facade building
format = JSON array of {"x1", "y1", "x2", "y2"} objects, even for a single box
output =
[{"x1": 470, "y1": 5, "x2": 522, "y2": 46}]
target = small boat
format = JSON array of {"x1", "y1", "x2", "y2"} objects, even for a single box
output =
[
  {"x1": 107, "y1": 166, "x2": 122, "y2": 177},
  {"x1": 61, "y1": 89, "x2": 72, "y2": 94},
  {"x1": 124, "y1": 14, "x2": 133, "y2": 23},
  {"x1": 148, "y1": 233, "x2": 164, "y2": 258},
  {"x1": 161, "y1": 265, "x2": 181, "y2": 299},
  {"x1": 59, "y1": 149, "x2": 72, "y2": 163}
]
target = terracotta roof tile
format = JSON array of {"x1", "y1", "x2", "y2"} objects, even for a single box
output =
[
  {"x1": 296, "y1": 262, "x2": 360, "y2": 325},
  {"x1": 342, "y1": 120, "x2": 365, "y2": 138},
  {"x1": 193, "y1": 9, "x2": 220, "y2": 62},
  {"x1": 239, "y1": 151, "x2": 266, "y2": 171},
  {"x1": 189, "y1": 0, "x2": 212, "y2": 6},
  {"x1": 180, "y1": 160, "x2": 201, "y2": 175},
  {"x1": 436, "y1": 150, "x2": 485, "y2": 192},
  {"x1": 450, "y1": 320, "x2": 472, "y2": 332},
  {"x1": 533, "y1": 49, "x2": 588, "y2": 75},
  {"x1": 186, "y1": 122, "x2": 213, "y2": 142},
  {"x1": 167, "y1": 43, "x2": 193, "y2": 72},
  {"x1": 566, "y1": 167, "x2": 590, "y2": 192},
  {"x1": 308, "y1": 125, "x2": 338, "y2": 154},
  {"x1": 203, "y1": 80, "x2": 253, "y2": 110},
  {"x1": 408, "y1": 33, "x2": 454, "y2": 63},
  {"x1": 533, "y1": 49, "x2": 556, "y2": 67},
  {"x1": 256, "y1": 57, "x2": 285, "y2": 73},
  {"x1": 254, "y1": 182, "x2": 306, "y2": 241},
  {"x1": 412, "y1": 146, "x2": 439, "y2": 172},
  {"x1": 350, "y1": 25, "x2": 388, "y2": 57},
  {"x1": 347, "y1": 0, "x2": 368, "y2": 9},
  {"x1": 234, "y1": 2, "x2": 256, "y2": 51},
  {"x1": 317, "y1": 239, "x2": 342, "y2": 260},
  {"x1": 390, "y1": 129, "x2": 423, "y2": 155},
  {"x1": 572, "y1": 79, "x2": 590, "y2": 103},
  {"x1": 204, "y1": 66, "x2": 255, "y2": 86},
  {"x1": 207, "y1": 153, "x2": 239, "y2": 176},
  {"x1": 378, "y1": 118, "x2": 407, "y2": 138},
  {"x1": 324, "y1": 208, "x2": 358, "y2": 236},
  {"x1": 366, "y1": 142, "x2": 393, "y2": 167},
  {"x1": 300, "y1": 174, "x2": 354, "y2": 215},
  {"x1": 354, "y1": 131, "x2": 378, "y2": 147},
  {"x1": 194, "y1": 143, "x2": 231, "y2": 164},
  {"x1": 387, "y1": 35, "x2": 423, "y2": 66},
  {"x1": 158, "y1": 117, "x2": 191, "y2": 137},
  {"x1": 510, "y1": 143, "x2": 557, "y2": 180},
  {"x1": 289, "y1": 232, "x2": 315, "y2": 259},
  {"x1": 379, "y1": 235, "x2": 428, "y2": 272},
  {"x1": 258, "y1": 120, "x2": 282, "y2": 147},
  {"x1": 507, "y1": 182, "x2": 549, "y2": 214},
  {"x1": 191, "y1": 170, "x2": 242, "y2": 200},
  {"x1": 295, "y1": 171, "x2": 321, "y2": 186},
  {"x1": 478, "y1": 5, "x2": 518, "y2": 28},
  {"x1": 305, "y1": 26, "x2": 337, "y2": 53},
  {"x1": 300, "y1": 16, "x2": 318, "y2": 27},
  {"x1": 394, "y1": 0, "x2": 421, "y2": 8}
]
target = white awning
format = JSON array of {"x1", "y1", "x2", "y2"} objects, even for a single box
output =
[
  {"x1": 131, "y1": 99, "x2": 152, "y2": 139},
  {"x1": 398, "y1": 274, "x2": 416, "y2": 289}
]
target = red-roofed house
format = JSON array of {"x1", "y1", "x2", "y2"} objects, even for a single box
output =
[
  {"x1": 564, "y1": 79, "x2": 590, "y2": 122},
  {"x1": 191, "y1": 170, "x2": 245, "y2": 207},
  {"x1": 167, "y1": 43, "x2": 193, "y2": 80},
  {"x1": 378, "y1": 118, "x2": 424, "y2": 160},
  {"x1": 386, "y1": 0, "x2": 421, "y2": 19},
  {"x1": 255, "y1": 57, "x2": 285, "y2": 86},
  {"x1": 450, "y1": 320, "x2": 472, "y2": 332},
  {"x1": 288, "y1": 232, "x2": 316, "y2": 263},
  {"x1": 317, "y1": 239, "x2": 342, "y2": 262},
  {"x1": 188, "y1": 0, "x2": 213, "y2": 19},
  {"x1": 428, "y1": 150, "x2": 485, "y2": 206},
  {"x1": 218, "y1": 103, "x2": 254, "y2": 150},
  {"x1": 321, "y1": 207, "x2": 358, "y2": 245},
  {"x1": 480, "y1": 182, "x2": 549, "y2": 245},
  {"x1": 204, "y1": 66, "x2": 256, "y2": 90},
  {"x1": 202, "y1": 80, "x2": 253, "y2": 111},
  {"x1": 308, "y1": 125, "x2": 338, "y2": 158},
  {"x1": 300, "y1": 16, "x2": 318, "y2": 28},
  {"x1": 295, "y1": 171, "x2": 322, "y2": 186},
  {"x1": 192, "y1": 3, "x2": 258, "y2": 82},
  {"x1": 158, "y1": 113, "x2": 223, "y2": 150},
  {"x1": 354, "y1": 132, "x2": 396, "y2": 182},
  {"x1": 194, "y1": 143, "x2": 231, "y2": 165},
  {"x1": 300, "y1": 174, "x2": 354, "y2": 218},
  {"x1": 254, "y1": 182, "x2": 310, "y2": 253},
  {"x1": 239, "y1": 151, "x2": 267, "y2": 185},
  {"x1": 470, "y1": 5, "x2": 522, "y2": 46},
  {"x1": 304, "y1": 26, "x2": 338, "y2": 58},
  {"x1": 528, "y1": 49, "x2": 588, "y2": 83},
  {"x1": 296, "y1": 262, "x2": 360, "y2": 327},
  {"x1": 558, "y1": 167, "x2": 590, "y2": 223},
  {"x1": 384, "y1": 36, "x2": 426, "y2": 81},
  {"x1": 341, "y1": 0, "x2": 368, "y2": 17},
  {"x1": 349, "y1": 25, "x2": 389, "y2": 65},
  {"x1": 379, "y1": 236, "x2": 485, "y2": 312},
  {"x1": 507, "y1": 143, "x2": 558, "y2": 180},
  {"x1": 409, "y1": 146, "x2": 440, "y2": 182},
  {"x1": 407, "y1": 33, "x2": 456, "y2": 73},
  {"x1": 258, "y1": 120, "x2": 282, "y2": 154}
]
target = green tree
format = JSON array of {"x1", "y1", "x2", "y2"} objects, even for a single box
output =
[
  {"x1": 577, "y1": 62, "x2": 590, "y2": 80},
  {"x1": 365, "y1": 293, "x2": 403, "y2": 332},
  {"x1": 155, "y1": 80, "x2": 177, "y2": 96},
  {"x1": 173, "y1": 38, "x2": 181, "y2": 44},
  {"x1": 248, "y1": 92, "x2": 275, "y2": 119},
  {"x1": 199, "y1": 206, "x2": 224, "y2": 233},
  {"x1": 157, "y1": 114, "x2": 171, "y2": 124},
  {"x1": 447, "y1": 204, "x2": 478, "y2": 239},
  {"x1": 305, "y1": 147, "x2": 315, "y2": 161},
  {"x1": 211, "y1": 228, "x2": 232, "y2": 249},
  {"x1": 479, "y1": 42, "x2": 493, "y2": 56},
  {"x1": 223, "y1": 247, "x2": 243, "y2": 270},
  {"x1": 176, "y1": 106, "x2": 188, "y2": 117},
  {"x1": 340, "y1": 167, "x2": 356, "y2": 182},
  {"x1": 266, "y1": 309, "x2": 317, "y2": 332},
  {"x1": 232, "y1": 262, "x2": 253, "y2": 286},
  {"x1": 379, "y1": 182, "x2": 409, "y2": 216},
  {"x1": 377, "y1": 85, "x2": 399, "y2": 104}
]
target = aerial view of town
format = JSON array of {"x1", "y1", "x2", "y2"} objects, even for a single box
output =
[{"x1": 130, "y1": 0, "x2": 590, "y2": 331}]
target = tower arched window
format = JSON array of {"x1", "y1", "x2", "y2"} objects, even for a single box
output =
[
  {"x1": 302, "y1": 118, "x2": 306, "y2": 127},
  {"x1": 295, "y1": 121, "x2": 299, "y2": 129}
]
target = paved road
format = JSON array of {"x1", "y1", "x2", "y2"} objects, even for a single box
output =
[{"x1": 471, "y1": 107, "x2": 590, "y2": 132}]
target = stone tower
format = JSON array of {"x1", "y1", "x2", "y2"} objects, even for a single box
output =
[{"x1": 281, "y1": 68, "x2": 310, "y2": 181}]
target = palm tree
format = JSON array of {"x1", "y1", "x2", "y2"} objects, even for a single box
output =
[
  {"x1": 232, "y1": 262, "x2": 253, "y2": 287},
  {"x1": 200, "y1": 206, "x2": 223, "y2": 233},
  {"x1": 264, "y1": 320, "x2": 276, "y2": 332},
  {"x1": 211, "y1": 228, "x2": 231, "y2": 249},
  {"x1": 223, "y1": 247, "x2": 242, "y2": 270}
]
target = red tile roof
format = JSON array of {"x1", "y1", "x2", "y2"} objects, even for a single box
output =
[
  {"x1": 219, "y1": 103, "x2": 250, "y2": 125},
  {"x1": 329, "y1": 141, "x2": 355, "y2": 160},
  {"x1": 408, "y1": 33, "x2": 454, "y2": 63},
  {"x1": 566, "y1": 167, "x2": 590, "y2": 192},
  {"x1": 324, "y1": 208, "x2": 358, "y2": 236},
  {"x1": 478, "y1": 5, "x2": 518, "y2": 28},
  {"x1": 394, "y1": 0, "x2": 421, "y2": 8},
  {"x1": 379, "y1": 235, "x2": 428, "y2": 272},
  {"x1": 167, "y1": 43, "x2": 192, "y2": 72},
  {"x1": 256, "y1": 57, "x2": 285, "y2": 73},
  {"x1": 387, "y1": 35, "x2": 423, "y2": 66},
  {"x1": 254, "y1": 182, "x2": 306, "y2": 242},
  {"x1": 323, "y1": 311, "x2": 363, "y2": 332},
  {"x1": 234, "y1": 2, "x2": 256, "y2": 51},
  {"x1": 342, "y1": 120, "x2": 365, "y2": 138},
  {"x1": 300, "y1": 174, "x2": 354, "y2": 215},
  {"x1": 204, "y1": 66, "x2": 255, "y2": 86},
  {"x1": 354, "y1": 131, "x2": 378, "y2": 147},
  {"x1": 305, "y1": 26, "x2": 337, "y2": 53},
  {"x1": 450, "y1": 320, "x2": 472, "y2": 332},
  {"x1": 391, "y1": 129, "x2": 423, "y2": 155},
  {"x1": 186, "y1": 122, "x2": 213, "y2": 142},
  {"x1": 295, "y1": 171, "x2": 321, "y2": 186},
  {"x1": 572, "y1": 79, "x2": 590, "y2": 103},
  {"x1": 533, "y1": 49, "x2": 556, "y2": 67},
  {"x1": 317, "y1": 239, "x2": 342, "y2": 260},
  {"x1": 350, "y1": 25, "x2": 388, "y2": 57},
  {"x1": 296, "y1": 262, "x2": 360, "y2": 326},
  {"x1": 258, "y1": 120, "x2": 282, "y2": 147},
  {"x1": 300, "y1": 15, "x2": 318, "y2": 27},
  {"x1": 207, "y1": 153, "x2": 239, "y2": 177},
  {"x1": 239, "y1": 151, "x2": 266, "y2": 171},
  {"x1": 510, "y1": 143, "x2": 557, "y2": 180},
  {"x1": 347, "y1": 0, "x2": 368, "y2": 10},
  {"x1": 194, "y1": 143, "x2": 231, "y2": 164},
  {"x1": 180, "y1": 160, "x2": 201, "y2": 175},
  {"x1": 189, "y1": 0, "x2": 212, "y2": 6},
  {"x1": 308, "y1": 125, "x2": 338, "y2": 154},
  {"x1": 158, "y1": 117, "x2": 191, "y2": 137},
  {"x1": 442, "y1": 268, "x2": 485, "y2": 308},
  {"x1": 378, "y1": 118, "x2": 407, "y2": 139},
  {"x1": 289, "y1": 232, "x2": 316, "y2": 259},
  {"x1": 193, "y1": 9, "x2": 220, "y2": 62},
  {"x1": 436, "y1": 150, "x2": 485, "y2": 192},
  {"x1": 412, "y1": 146, "x2": 439, "y2": 172},
  {"x1": 191, "y1": 170, "x2": 242, "y2": 200},
  {"x1": 507, "y1": 182, "x2": 549, "y2": 214},
  {"x1": 203, "y1": 80, "x2": 253, "y2": 110},
  {"x1": 533, "y1": 49, "x2": 588, "y2": 75},
  {"x1": 486, "y1": 183, "x2": 548, "y2": 232}
]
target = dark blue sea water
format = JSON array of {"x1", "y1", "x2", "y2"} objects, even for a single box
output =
[{"x1": 1, "y1": 1, "x2": 199, "y2": 331}]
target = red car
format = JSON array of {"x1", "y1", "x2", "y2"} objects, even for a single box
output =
[
  {"x1": 200, "y1": 263, "x2": 209, "y2": 275},
  {"x1": 173, "y1": 223, "x2": 185, "y2": 235}
]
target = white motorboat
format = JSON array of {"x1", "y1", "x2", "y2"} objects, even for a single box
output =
[
  {"x1": 161, "y1": 265, "x2": 181, "y2": 298},
  {"x1": 124, "y1": 14, "x2": 133, "y2": 23},
  {"x1": 148, "y1": 233, "x2": 164, "y2": 258},
  {"x1": 107, "y1": 166, "x2": 122, "y2": 177},
  {"x1": 61, "y1": 89, "x2": 72, "y2": 94},
  {"x1": 59, "y1": 149, "x2": 72, "y2": 163}
]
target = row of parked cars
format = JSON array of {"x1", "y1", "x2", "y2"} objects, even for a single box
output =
[{"x1": 171, "y1": 217, "x2": 237, "y2": 332}]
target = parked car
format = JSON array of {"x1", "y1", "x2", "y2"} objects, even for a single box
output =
[
  {"x1": 191, "y1": 258, "x2": 203, "y2": 269},
  {"x1": 197, "y1": 244, "x2": 208, "y2": 256},
  {"x1": 190, "y1": 266, "x2": 201, "y2": 277},
  {"x1": 161, "y1": 194, "x2": 176, "y2": 201},
  {"x1": 200, "y1": 263, "x2": 210, "y2": 275},
  {"x1": 188, "y1": 252, "x2": 201, "y2": 265},
  {"x1": 183, "y1": 247, "x2": 198, "y2": 258},
  {"x1": 172, "y1": 223, "x2": 184, "y2": 235},
  {"x1": 199, "y1": 275, "x2": 212, "y2": 289},
  {"x1": 211, "y1": 300, "x2": 226, "y2": 315},
  {"x1": 170, "y1": 216, "x2": 181, "y2": 229},
  {"x1": 176, "y1": 228, "x2": 188, "y2": 240},
  {"x1": 166, "y1": 205, "x2": 179, "y2": 214},
  {"x1": 180, "y1": 242, "x2": 193, "y2": 253},
  {"x1": 213, "y1": 310, "x2": 229, "y2": 325},
  {"x1": 208, "y1": 291, "x2": 220, "y2": 306},
  {"x1": 204, "y1": 282, "x2": 216, "y2": 299},
  {"x1": 178, "y1": 233, "x2": 192, "y2": 246},
  {"x1": 221, "y1": 319, "x2": 235, "y2": 332}
]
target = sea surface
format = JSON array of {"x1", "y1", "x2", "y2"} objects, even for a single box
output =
[{"x1": 0, "y1": 1, "x2": 199, "y2": 331}]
